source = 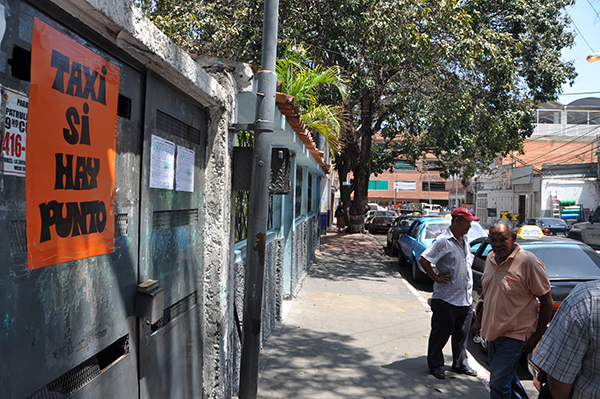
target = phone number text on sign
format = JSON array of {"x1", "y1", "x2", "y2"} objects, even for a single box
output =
[{"x1": 1, "y1": 87, "x2": 28, "y2": 176}]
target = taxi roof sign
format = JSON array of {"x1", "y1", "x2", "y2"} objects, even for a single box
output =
[{"x1": 517, "y1": 225, "x2": 544, "y2": 239}]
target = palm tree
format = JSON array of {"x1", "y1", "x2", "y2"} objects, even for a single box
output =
[{"x1": 276, "y1": 43, "x2": 348, "y2": 155}]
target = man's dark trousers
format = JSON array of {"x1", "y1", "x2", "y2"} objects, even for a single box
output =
[{"x1": 428, "y1": 299, "x2": 473, "y2": 371}]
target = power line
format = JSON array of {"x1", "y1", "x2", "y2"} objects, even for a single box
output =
[
  {"x1": 523, "y1": 126, "x2": 599, "y2": 165},
  {"x1": 510, "y1": 136, "x2": 597, "y2": 169},
  {"x1": 567, "y1": 9, "x2": 596, "y2": 53},
  {"x1": 560, "y1": 91, "x2": 600, "y2": 96},
  {"x1": 586, "y1": 0, "x2": 600, "y2": 25}
]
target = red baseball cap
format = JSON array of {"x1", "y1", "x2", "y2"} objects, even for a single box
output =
[{"x1": 451, "y1": 207, "x2": 479, "y2": 222}]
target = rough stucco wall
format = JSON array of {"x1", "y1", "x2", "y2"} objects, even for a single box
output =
[
  {"x1": 200, "y1": 67, "x2": 237, "y2": 399},
  {"x1": 232, "y1": 258, "x2": 245, "y2": 397}
]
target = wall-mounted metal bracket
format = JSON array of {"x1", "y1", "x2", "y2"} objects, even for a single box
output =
[
  {"x1": 134, "y1": 279, "x2": 164, "y2": 324},
  {"x1": 230, "y1": 123, "x2": 255, "y2": 132}
]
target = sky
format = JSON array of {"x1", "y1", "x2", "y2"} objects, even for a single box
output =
[{"x1": 558, "y1": 0, "x2": 600, "y2": 104}]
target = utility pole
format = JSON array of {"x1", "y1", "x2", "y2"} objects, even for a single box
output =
[
  {"x1": 455, "y1": 174, "x2": 459, "y2": 208},
  {"x1": 427, "y1": 170, "x2": 432, "y2": 205},
  {"x1": 238, "y1": 0, "x2": 279, "y2": 398}
]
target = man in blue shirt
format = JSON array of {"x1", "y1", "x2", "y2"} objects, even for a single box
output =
[{"x1": 419, "y1": 208, "x2": 479, "y2": 379}]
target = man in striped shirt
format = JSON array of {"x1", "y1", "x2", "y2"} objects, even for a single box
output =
[{"x1": 419, "y1": 208, "x2": 479, "y2": 380}]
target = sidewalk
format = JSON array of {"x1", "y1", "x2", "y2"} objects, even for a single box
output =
[{"x1": 257, "y1": 228, "x2": 492, "y2": 398}]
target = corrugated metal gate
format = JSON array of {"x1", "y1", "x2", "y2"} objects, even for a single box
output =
[{"x1": 0, "y1": 1, "x2": 207, "y2": 398}]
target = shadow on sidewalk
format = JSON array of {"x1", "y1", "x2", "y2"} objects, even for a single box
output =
[{"x1": 259, "y1": 324, "x2": 492, "y2": 398}]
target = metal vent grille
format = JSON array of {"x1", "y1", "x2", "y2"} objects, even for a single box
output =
[
  {"x1": 115, "y1": 214, "x2": 128, "y2": 237},
  {"x1": 25, "y1": 335, "x2": 129, "y2": 399},
  {"x1": 152, "y1": 209, "x2": 198, "y2": 230},
  {"x1": 156, "y1": 110, "x2": 202, "y2": 144},
  {"x1": 151, "y1": 291, "x2": 198, "y2": 333},
  {"x1": 10, "y1": 220, "x2": 27, "y2": 253}
]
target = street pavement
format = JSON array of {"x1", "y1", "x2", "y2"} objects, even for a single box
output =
[{"x1": 257, "y1": 228, "x2": 539, "y2": 399}]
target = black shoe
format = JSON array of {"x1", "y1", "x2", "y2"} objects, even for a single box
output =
[
  {"x1": 452, "y1": 367, "x2": 477, "y2": 376},
  {"x1": 430, "y1": 368, "x2": 445, "y2": 379}
]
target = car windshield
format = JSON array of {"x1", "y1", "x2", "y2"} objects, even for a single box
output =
[
  {"x1": 377, "y1": 211, "x2": 396, "y2": 217},
  {"x1": 466, "y1": 223, "x2": 488, "y2": 241},
  {"x1": 423, "y1": 222, "x2": 449, "y2": 240},
  {"x1": 423, "y1": 221, "x2": 487, "y2": 241},
  {"x1": 522, "y1": 243, "x2": 600, "y2": 278},
  {"x1": 538, "y1": 218, "x2": 566, "y2": 226}
]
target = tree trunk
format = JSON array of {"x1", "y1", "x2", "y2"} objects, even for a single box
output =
[{"x1": 346, "y1": 94, "x2": 375, "y2": 233}]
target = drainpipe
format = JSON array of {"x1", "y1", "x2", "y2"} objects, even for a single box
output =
[{"x1": 238, "y1": 0, "x2": 279, "y2": 398}]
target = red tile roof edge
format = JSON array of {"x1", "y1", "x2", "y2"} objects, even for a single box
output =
[{"x1": 275, "y1": 91, "x2": 330, "y2": 174}]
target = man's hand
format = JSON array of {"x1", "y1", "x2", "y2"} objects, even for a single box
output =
[
  {"x1": 523, "y1": 333, "x2": 542, "y2": 354},
  {"x1": 418, "y1": 256, "x2": 451, "y2": 284},
  {"x1": 433, "y1": 272, "x2": 451, "y2": 284},
  {"x1": 470, "y1": 317, "x2": 482, "y2": 338}
]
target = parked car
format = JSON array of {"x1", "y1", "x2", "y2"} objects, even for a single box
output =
[
  {"x1": 567, "y1": 204, "x2": 600, "y2": 249},
  {"x1": 367, "y1": 203, "x2": 385, "y2": 211},
  {"x1": 398, "y1": 217, "x2": 488, "y2": 283},
  {"x1": 470, "y1": 235, "x2": 600, "y2": 352},
  {"x1": 364, "y1": 210, "x2": 377, "y2": 231},
  {"x1": 523, "y1": 217, "x2": 571, "y2": 236},
  {"x1": 386, "y1": 216, "x2": 416, "y2": 255},
  {"x1": 368, "y1": 210, "x2": 397, "y2": 234}
]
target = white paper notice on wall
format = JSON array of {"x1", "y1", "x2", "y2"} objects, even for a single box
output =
[
  {"x1": 176, "y1": 145, "x2": 194, "y2": 192},
  {"x1": 1, "y1": 86, "x2": 28, "y2": 177},
  {"x1": 149, "y1": 134, "x2": 175, "y2": 189}
]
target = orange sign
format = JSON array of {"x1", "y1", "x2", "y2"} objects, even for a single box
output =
[{"x1": 26, "y1": 19, "x2": 120, "y2": 269}]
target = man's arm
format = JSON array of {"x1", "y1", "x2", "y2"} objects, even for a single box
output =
[
  {"x1": 469, "y1": 303, "x2": 483, "y2": 338},
  {"x1": 523, "y1": 291, "x2": 553, "y2": 354},
  {"x1": 418, "y1": 256, "x2": 450, "y2": 284},
  {"x1": 547, "y1": 373, "x2": 574, "y2": 399}
]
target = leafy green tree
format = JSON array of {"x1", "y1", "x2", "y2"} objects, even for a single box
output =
[
  {"x1": 134, "y1": 0, "x2": 576, "y2": 233},
  {"x1": 275, "y1": 43, "x2": 348, "y2": 154}
]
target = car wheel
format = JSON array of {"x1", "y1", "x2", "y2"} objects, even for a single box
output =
[
  {"x1": 386, "y1": 238, "x2": 391, "y2": 249},
  {"x1": 390, "y1": 242, "x2": 398, "y2": 256},
  {"x1": 398, "y1": 251, "x2": 407, "y2": 267},
  {"x1": 412, "y1": 258, "x2": 427, "y2": 283}
]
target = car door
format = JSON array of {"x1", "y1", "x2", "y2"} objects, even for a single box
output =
[
  {"x1": 401, "y1": 220, "x2": 420, "y2": 259},
  {"x1": 583, "y1": 209, "x2": 600, "y2": 248},
  {"x1": 388, "y1": 218, "x2": 399, "y2": 242},
  {"x1": 471, "y1": 240, "x2": 490, "y2": 311}
]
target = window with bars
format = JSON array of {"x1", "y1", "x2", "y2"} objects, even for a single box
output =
[
  {"x1": 421, "y1": 181, "x2": 447, "y2": 191},
  {"x1": 295, "y1": 165, "x2": 303, "y2": 218},
  {"x1": 234, "y1": 131, "x2": 273, "y2": 243},
  {"x1": 307, "y1": 173, "x2": 313, "y2": 214},
  {"x1": 368, "y1": 180, "x2": 389, "y2": 190}
]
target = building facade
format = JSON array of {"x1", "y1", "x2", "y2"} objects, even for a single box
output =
[
  {"x1": 366, "y1": 158, "x2": 450, "y2": 209},
  {"x1": 475, "y1": 98, "x2": 600, "y2": 225}
]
